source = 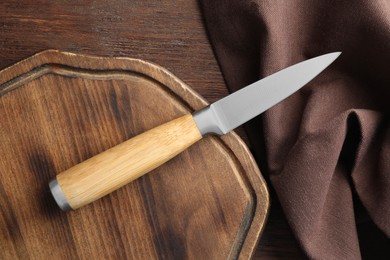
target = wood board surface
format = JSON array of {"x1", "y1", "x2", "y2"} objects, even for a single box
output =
[{"x1": 0, "y1": 50, "x2": 269, "y2": 259}]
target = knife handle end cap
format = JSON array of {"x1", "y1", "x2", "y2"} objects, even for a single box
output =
[{"x1": 49, "y1": 178, "x2": 72, "y2": 211}]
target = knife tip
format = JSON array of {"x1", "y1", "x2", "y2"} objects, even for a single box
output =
[
  {"x1": 318, "y1": 52, "x2": 342, "y2": 67},
  {"x1": 328, "y1": 51, "x2": 342, "y2": 59}
]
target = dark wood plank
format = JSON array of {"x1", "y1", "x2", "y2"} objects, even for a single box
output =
[{"x1": 0, "y1": 0, "x2": 228, "y2": 103}]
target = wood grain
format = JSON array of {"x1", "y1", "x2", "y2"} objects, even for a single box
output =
[
  {"x1": 0, "y1": 50, "x2": 269, "y2": 259},
  {"x1": 0, "y1": 1, "x2": 309, "y2": 259},
  {"x1": 57, "y1": 114, "x2": 202, "y2": 210}
]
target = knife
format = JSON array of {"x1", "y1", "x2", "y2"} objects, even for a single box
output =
[{"x1": 49, "y1": 52, "x2": 340, "y2": 211}]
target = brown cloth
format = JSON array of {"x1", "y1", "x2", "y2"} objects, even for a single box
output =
[{"x1": 199, "y1": 1, "x2": 390, "y2": 259}]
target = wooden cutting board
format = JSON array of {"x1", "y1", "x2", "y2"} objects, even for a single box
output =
[{"x1": 0, "y1": 50, "x2": 269, "y2": 259}]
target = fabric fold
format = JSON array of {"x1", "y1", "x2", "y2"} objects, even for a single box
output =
[{"x1": 199, "y1": 0, "x2": 390, "y2": 258}]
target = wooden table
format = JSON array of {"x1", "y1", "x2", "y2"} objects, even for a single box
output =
[{"x1": 3, "y1": 1, "x2": 374, "y2": 258}]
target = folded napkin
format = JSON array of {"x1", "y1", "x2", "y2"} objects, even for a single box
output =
[{"x1": 199, "y1": 1, "x2": 390, "y2": 258}]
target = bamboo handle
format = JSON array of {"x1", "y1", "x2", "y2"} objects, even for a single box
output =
[{"x1": 49, "y1": 114, "x2": 202, "y2": 211}]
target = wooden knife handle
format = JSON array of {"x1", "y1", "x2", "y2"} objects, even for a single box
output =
[{"x1": 49, "y1": 114, "x2": 202, "y2": 211}]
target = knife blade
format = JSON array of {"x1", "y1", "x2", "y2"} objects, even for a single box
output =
[{"x1": 49, "y1": 52, "x2": 340, "y2": 211}]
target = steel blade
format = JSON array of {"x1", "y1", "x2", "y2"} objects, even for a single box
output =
[{"x1": 193, "y1": 52, "x2": 341, "y2": 135}]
